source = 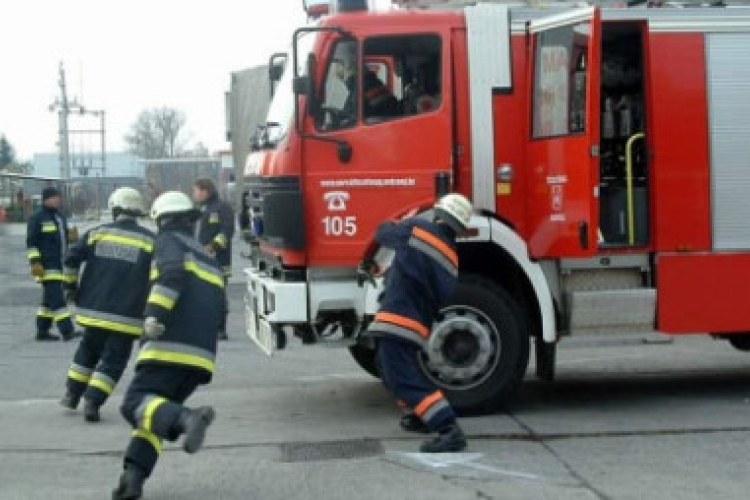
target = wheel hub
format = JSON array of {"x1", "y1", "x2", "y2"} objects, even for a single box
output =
[{"x1": 421, "y1": 307, "x2": 500, "y2": 390}]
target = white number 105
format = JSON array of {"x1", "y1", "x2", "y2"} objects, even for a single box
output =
[{"x1": 323, "y1": 216, "x2": 357, "y2": 237}]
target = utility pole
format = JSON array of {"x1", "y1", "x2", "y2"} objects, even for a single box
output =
[
  {"x1": 52, "y1": 62, "x2": 72, "y2": 179},
  {"x1": 50, "y1": 62, "x2": 107, "y2": 179}
]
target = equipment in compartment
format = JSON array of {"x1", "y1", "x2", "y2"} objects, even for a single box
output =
[{"x1": 599, "y1": 23, "x2": 648, "y2": 247}]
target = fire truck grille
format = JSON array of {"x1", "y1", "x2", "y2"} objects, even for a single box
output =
[{"x1": 278, "y1": 439, "x2": 384, "y2": 463}]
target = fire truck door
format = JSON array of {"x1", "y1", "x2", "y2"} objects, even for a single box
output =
[
  {"x1": 526, "y1": 8, "x2": 601, "y2": 258},
  {"x1": 303, "y1": 30, "x2": 454, "y2": 266}
]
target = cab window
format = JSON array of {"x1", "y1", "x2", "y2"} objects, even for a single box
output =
[
  {"x1": 363, "y1": 34, "x2": 442, "y2": 125},
  {"x1": 532, "y1": 23, "x2": 590, "y2": 138},
  {"x1": 317, "y1": 39, "x2": 358, "y2": 132}
]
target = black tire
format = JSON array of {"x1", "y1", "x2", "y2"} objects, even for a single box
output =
[
  {"x1": 728, "y1": 334, "x2": 750, "y2": 352},
  {"x1": 419, "y1": 274, "x2": 530, "y2": 414},
  {"x1": 349, "y1": 344, "x2": 381, "y2": 379}
]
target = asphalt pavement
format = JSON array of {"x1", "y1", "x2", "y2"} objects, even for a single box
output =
[{"x1": 3, "y1": 221, "x2": 750, "y2": 499}]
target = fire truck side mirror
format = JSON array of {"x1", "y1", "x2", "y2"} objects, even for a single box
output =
[
  {"x1": 297, "y1": 54, "x2": 322, "y2": 123},
  {"x1": 293, "y1": 76, "x2": 311, "y2": 96}
]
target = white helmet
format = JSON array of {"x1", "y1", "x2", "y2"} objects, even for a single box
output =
[
  {"x1": 150, "y1": 191, "x2": 197, "y2": 221},
  {"x1": 434, "y1": 193, "x2": 473, "y2": 233},
  {"x1": 108, "y1": 187, "x2": 146, "y2": 216}
]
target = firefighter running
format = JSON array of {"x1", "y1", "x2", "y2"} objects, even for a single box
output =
[
  {"x1": 113, "y1": 191, "x2": 224, "y2": 500},
  {"x1": 60, "y1": 188, "x2": 155, "y2": 423},
  {"x1": 25, "y1": 186, "x2": 80, "y2": 342},
  {"x1": 193, "y1": 178, "x2": 235, "y2": 340},
  {"x1": 362, "y1": 194, "x2": 474, "y2": 453}
]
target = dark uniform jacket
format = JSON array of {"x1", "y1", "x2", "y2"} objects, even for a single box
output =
[
  {"x1": 64, "y1": 218, "x2": 155, "y2": 336},
  {"x1": 26, "y1": 206, "x2": 70, "y2": 282},
  {"x1": 368, "y1": 219, "x2": 459, "y2": 348},
  {"x1": 196, "y1": 193, "x2": 234, "y2": 273},
  {"x1": 140, "y1": 224, "x2": 225, "y2": 383}
]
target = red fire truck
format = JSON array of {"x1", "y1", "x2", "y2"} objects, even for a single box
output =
[{"x1": 242, "y1": 0, "x2": 750, "y2": 412}]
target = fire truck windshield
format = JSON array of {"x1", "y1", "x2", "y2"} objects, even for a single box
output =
[{"x1": 265, "y1": 31, "x2": 318, "y2": 147}]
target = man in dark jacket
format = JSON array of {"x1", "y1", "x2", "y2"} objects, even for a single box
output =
[
  {"x1": 193, "y1": 178, "x2": 234, "y2": 340},
  {"x1": 113, "y1": 191, "x2": 224, "y2": 500},
  {"x1": 26, "y1": 186, "x2": 79, "y2": 341},
  {"x1": 362, "y1": 193, "x2": 473, "y2": 453},
  {"x1": 60, "y1": 188, "x2": 155, "y2": 423}
]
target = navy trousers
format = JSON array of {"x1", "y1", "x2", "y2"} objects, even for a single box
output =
[
  {"x1": 376, "y1": 336, "x2": 456, "y2": 431},
  {"x1": 120, "y1": 365, "x2": 205, "y2": 477},
  {"x1": 66, "y1": 327, "x2": 135, "y2": 406},
  {"x1": 37, "y1": 281, "x2": 74, "y2": 335}
]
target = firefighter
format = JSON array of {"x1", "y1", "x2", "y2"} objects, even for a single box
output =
[
  {"x1": 361, "y1": 193, "x2": 473, "y2": 453},
  {"x1": 113, "y1": 191, "x2": 223, "y2": 500},
  {"x1": 193, "y1": 178, "x2": 234, "y2": 340},
  {"x1": 363, "y1": 70, "x2": 399, "y2": 119},
  {"x1": 60, "y1": 188, "x2": 155, "y2": 423},
  {"x1": 26, "y1": 186, "x2": 79, "y2": 342}
]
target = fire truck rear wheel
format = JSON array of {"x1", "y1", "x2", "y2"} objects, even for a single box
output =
[{"x1": 419, "y1": 274, "x2": 530, "y2": 414}]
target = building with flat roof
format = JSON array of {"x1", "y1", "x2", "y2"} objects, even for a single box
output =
[{"x1": 32, "y1": 151, "x2": 144, "y2": 178}]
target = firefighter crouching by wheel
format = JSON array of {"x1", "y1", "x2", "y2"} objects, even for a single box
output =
[
  {"x1": 60, "y1": 188, "x2": 155, "y2": 423},
  {"x1": 360, "y1": 194, "x2": 474, "y2": 453},
  {"x1": 26, "y1": 187, "x2": 80, "y2": 342},
  {"x1": 113, "y1": 191, "x2": 224, "y2": 500},
  {"x1": 193, "y1": 178, "x2": 234, "y2": 340}
]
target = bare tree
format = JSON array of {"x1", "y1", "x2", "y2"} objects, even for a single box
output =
[
  {"x1": 125, "y1": 107, "x2": 188, "y2": 159},
  {"x1": 0, "y1": 135, "x2": 17, "y2": 170}
]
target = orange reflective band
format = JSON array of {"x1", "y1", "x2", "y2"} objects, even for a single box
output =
[
  {"x1": 375, "y1": 312, "x2": 430, "y2": 338},
  {"x1": 411, "y1": 227, "x2": 458, "y2": 268},
  {"x1": 414, "y1": 391, "x2": 445, "y2": 418}
]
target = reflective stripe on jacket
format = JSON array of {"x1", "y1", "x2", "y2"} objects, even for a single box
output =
[
  {"x1": 367, "y1": 219, "x2": 459, "y2": 347},
  {"x1": 139, "y1": 225, "x2": 225, "y2": 380},
  {"x1": 64, "y1": 218, "x2": 156, "y2": 335},
  {"x1": 26, "y1": 207, "x2": 69, "y2": 277},
  {"x1": 195, "y1": 193, "x2": 235, "y2": 272}
]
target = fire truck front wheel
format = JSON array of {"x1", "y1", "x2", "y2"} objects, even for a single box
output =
[
  {"x1": 727, "y1": 334, "x2": 750, "y2": 352},
  {"x1": 348, "y1": 344, "x2": 380, "y2": 379},
  {"x1": 419, "y1": 275, "x2": 530, "y2": 414}
]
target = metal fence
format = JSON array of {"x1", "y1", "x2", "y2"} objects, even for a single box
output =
[{"x1": 142, "y1": 158, "x2": 223, "y2": 205}]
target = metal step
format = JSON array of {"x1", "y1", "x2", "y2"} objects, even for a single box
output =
[
  {"x1": 559, "y1": 255, "x2": 655, "y2": 335},
  {"x1": 568, "y1": 288, "x2": 656, "y2": 335}
]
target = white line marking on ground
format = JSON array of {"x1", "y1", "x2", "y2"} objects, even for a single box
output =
[
  {"x1": 557, "y1": 353, "x2": 648, "y2": 365},
  {"x1": 295, "y1": 373, "x2": 372, "y2": 382},
  {"x1": 393, "y1": 452, "x2": 543, "y2": 481},
  {"x1": 0, "y1": 398, "x2": 58, "y2": 407}
]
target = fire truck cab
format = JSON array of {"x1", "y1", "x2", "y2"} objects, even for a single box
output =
[{"x1": 243, "y1": 0, "x2": 750, "y2": 412}]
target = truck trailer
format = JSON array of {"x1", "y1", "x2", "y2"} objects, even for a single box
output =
[{"x1": 241, "y1": 0, "x2": 750, "y2": 412}]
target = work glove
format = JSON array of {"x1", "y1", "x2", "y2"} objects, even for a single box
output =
[
  {"x1": 68, "y1": 227, "x2": 80, "y2": 244},
  {"x1": 204, "y1": 244, "x2": 218, "y2": 256},
  {"x1": 30, "y1": 262, "x2": 44, "y2": 279},
  {"x1": 143, "y1": 317, "x2": 166, "y2": 340},
  {"x1": 357, "y1": 259, "x2": 379, "y2": 288},
  {"x1": 64, "y1": 287, "x2": 77, "y2": 305}
]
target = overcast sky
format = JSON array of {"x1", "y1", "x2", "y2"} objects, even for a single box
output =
[{"x1": 0, "y1": 0, "x2": 310, "y2": 160}]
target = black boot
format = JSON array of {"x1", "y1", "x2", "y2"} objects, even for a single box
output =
[
  {"x1": 420, "y1": 422, "x2": 468, "y2": 453},
  {"x1": 177, "y1": 406, "x2": 215, "y2": 454},
  {"x1": 112, "y1": 465, "x2": 146, "y2": 500},
  {"x1": 62, "y1": 330, "x2": 82, "y2": 342},
  {"x1": 218, "y1": 330, "x2": 229, "y2": 341},
  {"x1": 400, "y1": 413, "x2": 430, "y2": 434},
  {"x1": 60, "y1": 390, "x2": 81, "y2": 410},
  {"x1": 83, "y1": 400, "x2": 101, "y2": 423},
  {"x1": 36, "y1": 330, "x2": 60, "y2": 342}
]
